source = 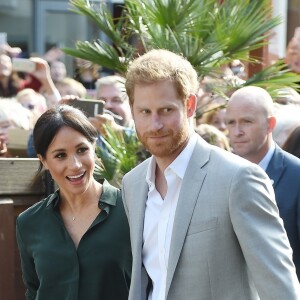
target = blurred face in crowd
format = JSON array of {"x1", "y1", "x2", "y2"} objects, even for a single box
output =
[
  {"x1": 50, "y1": 61, "x2": 67, "y2": 83},
  {"x1": 17, "y1": 91, "x2": 47, "y2": 125},
  {"x1": 210, "y1": 108, "x2": 228, "y2": 134},
  {"x1": 0, "y1": 54, "x2": 12, "y2": 77},
  {"x1": 97, "y1": 84, "x2": 132, "y2": 127},
  {"x1": 0, "y1": 119, "x2": 13, "y2": 143},
  {"x1": 225, "y1": 96, "x2": 275, "y2": 164},
  {"x1": 285, "y1": 39, "x2": 300, "y2": 74}
]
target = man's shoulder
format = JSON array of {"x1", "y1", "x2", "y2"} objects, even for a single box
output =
[
  {"x1": 123, "y1": 157, "x2": 151, "y2": 181},
  {"x1": 196, "y1": 139, "x2": 256, "y2": 170},
  {"x1": 273, "y1": 145, "x2": 300, "y2": 168}
]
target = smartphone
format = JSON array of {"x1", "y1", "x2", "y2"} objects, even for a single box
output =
[
  {"x1": 0, "y1": 32, "x2": 7, "y2": 46},
  {"x1": 69, "y1": 99, "x2": 104, "y2": 117},
  {"x1": 12, "y1": 58, "x2": 36, "y2": 73}
]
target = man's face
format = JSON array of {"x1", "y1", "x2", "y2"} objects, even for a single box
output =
[
  {"x1": 131, "y1": 80, "x2": 193, "y2": 165},
  {"x1": 225, "y1": 99, "x2": 271, "y2": 163},
  {"x1": 286, "y1": 38, "x2": 300, "y2": 74},
  {"x1": 50, "y1": 61, "x2": 66, "y2": 83},
  {"x1": 97, "y1": 84, "x2": 132, "y2": 127}
]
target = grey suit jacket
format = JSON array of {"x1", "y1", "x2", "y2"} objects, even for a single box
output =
[{"x1": 122, "y1": 136, "x2": 300, "y2": 300}]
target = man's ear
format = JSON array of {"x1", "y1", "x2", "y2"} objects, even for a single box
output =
[
  {"x1": 37, "y1": 154, "x2": 48, "y2": 170},
  {"x1": 187, "y1": 94, "x2": 197, "y2": 117},
  {"x1": 268, "y1": 116, "x2": 276, "y2": 133}
]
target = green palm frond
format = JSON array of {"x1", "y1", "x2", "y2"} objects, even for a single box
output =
[
  {"x1": 243, "y1": 60, "x2": 300, "y2": 99},
  {"x1": 64, "y1": 0, "x2": 135, "y2": 75},
  {"x1": 94, "y1": 125, "x2": 149, "y2": 187},
  {"x1": 63, "y1": 40, "x2": 130, "y2": 74},
  {"x1": 66, "y1": 0, "x2": 300, "y2": 183},
  {"x1": 65, "y1": 0, "x2": 284, "y2": 79}
]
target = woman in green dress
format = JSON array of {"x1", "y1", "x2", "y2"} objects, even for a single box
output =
[{"x1": 16, "y1": 105, "x2": 131, "y2": 300}]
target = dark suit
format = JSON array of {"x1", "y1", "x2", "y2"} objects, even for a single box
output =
[{"x1": 266, "y1": 145, "x2": 300, "y2": 281}]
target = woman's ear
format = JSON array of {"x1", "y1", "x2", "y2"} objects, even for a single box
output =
[
  {"x1": 37, "y1": 154, "x2": 48, "y2": 170},
  {"x1": 187, "y1": 94, "x2": 197, "y2": 117}
]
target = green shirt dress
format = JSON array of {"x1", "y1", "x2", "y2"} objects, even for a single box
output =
[{"x1": 16, "y1": 180, "x2": 132, "y2": 300}]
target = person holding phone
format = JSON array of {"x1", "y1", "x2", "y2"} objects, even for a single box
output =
[
  {"x1": 0, "y1": 53, "x2": 60, "y2": 107},
  {"x1": 16, "y1": 104, "x2": 132, "y2": 300},
  {"x1": 0, "y1": 98, "x2": 32, "y2": 157}
]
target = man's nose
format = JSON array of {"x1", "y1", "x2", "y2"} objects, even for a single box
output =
[
  {"x1": 150, "y1": 114, "x2": 163, "y2": 131},
  {"x1": 104, "y1": 99, "x2": 113, "y2": 110},
  {"x1": 233, "y1": 124, "x2": 243, "y2": 136}
]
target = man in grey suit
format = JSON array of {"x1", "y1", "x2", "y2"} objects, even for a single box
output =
[
  {"x1": 225, "y1": 86, "x2": 300, "y2": 281},
  {"x1": 122, "y1": 49, "x2": 300, "y2": 300}
]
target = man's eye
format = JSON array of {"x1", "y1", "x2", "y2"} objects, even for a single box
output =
[
  {"x1": 141, "y1": 109, "x2": 150, "y2": 114},
  {"x1": 111, "y1": 97, "x2": 123, "y2": 104}
]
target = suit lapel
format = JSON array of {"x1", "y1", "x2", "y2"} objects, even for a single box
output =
[
  {"x1": 165, "y1": 137, "x2": 210, "y2": 295},
  {"x1": 127, "y1": 162, "x2": 150, "y2": 300},
  {"x1": 265, "y1": 145, "x2": 285, "y2": 188},
  {"x1": 130, "y1": 166, "x2": 149, "y2": 257}
]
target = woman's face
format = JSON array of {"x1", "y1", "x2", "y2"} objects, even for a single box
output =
[
  {"x1": 0, "y1": 119, "x2": 14, "y2": 143},
  {"x1": 0, "y1": 54, "x2": 12, "y2": 77},
  {"x1": 39, "y1": 126, "x2": 96, "y2": 197}
]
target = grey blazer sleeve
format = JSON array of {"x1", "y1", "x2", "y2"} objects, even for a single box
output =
[{"x1": 229, "y1": 164, "x2": 300, "y2": 299}]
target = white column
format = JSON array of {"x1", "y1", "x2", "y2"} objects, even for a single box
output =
[{"x1": 269, "y1": 0, "x2": 288, "y2": 60}]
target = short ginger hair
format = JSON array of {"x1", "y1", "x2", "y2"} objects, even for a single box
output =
[{"x1": 125, "y1": 49, "x2": 199, "y2": 105}]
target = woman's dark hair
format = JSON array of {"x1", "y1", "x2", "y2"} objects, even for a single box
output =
[
  {"x1": 0, "y1": 73, "x2": 22, "y2": 97},
  {"x1": 282, "y1": 126, "x2": 300, "y2": 159},
  {"x1": 33, "y1": 104, "x2": 98, "y2": 174}
]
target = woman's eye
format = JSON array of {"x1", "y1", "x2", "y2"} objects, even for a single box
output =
[
  {"x1": 78, "y1": 147, "x2": 89, "y2": 154},
  {"x1": 55, "y1": 153, "x2": 66, "y2": 159}
]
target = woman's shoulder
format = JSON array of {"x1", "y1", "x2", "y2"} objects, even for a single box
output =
[
  {"x1": 17, "y1": 192, "x2": 58, "y2": 224},
  {"x1": 101, "y1": 180, "x2": 122, "y2": 207}
]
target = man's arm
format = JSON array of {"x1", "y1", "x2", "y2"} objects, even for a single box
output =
[{"x1": 229, "y1": 164, "x2": 300, "y2": 299}]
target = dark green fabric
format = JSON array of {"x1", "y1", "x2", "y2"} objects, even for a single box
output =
[{"x1": 16, "y1": 180, "x2": 132, "y2": 300}]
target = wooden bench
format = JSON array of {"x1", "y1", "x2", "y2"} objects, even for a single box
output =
[{"x1": 0, "y1": 158, "x2": 54, "y2": 300}]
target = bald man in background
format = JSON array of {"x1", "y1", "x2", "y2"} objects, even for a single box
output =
[{"x1": 225, "y1": 86, "x2": 300, "y2": 281}]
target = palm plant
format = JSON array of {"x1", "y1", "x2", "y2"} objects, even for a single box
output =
[
  {"x1": 93, "y1": 125, "x2": 150, "y2": 187},
  {"x1": 65, "y1": 0, "x2": 300, "y2": 94},
  {"x1": 64, "y1": 0, "x2": 300, "y2": 183}
]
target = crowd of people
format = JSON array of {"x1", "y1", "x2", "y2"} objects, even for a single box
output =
[{"x1": 1, "y1": 31, "x2": 300, "y2": 299}]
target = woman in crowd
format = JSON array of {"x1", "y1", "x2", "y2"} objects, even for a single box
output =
[
  {"x1": 16, "y1": 105, "x2": 132, "y2": 300},
  {"x1": 0, "y1": 53, "x2": 61, "y2": 107},
  {"x1": 0, "y1": 53, "x2": 41, "y2": 97},
  {"x1": 282, "y1": 125, "x2": 300, "y2": 159},
  {"x1": 0, "y1": 98, "x2": 32, "y2": 157}
]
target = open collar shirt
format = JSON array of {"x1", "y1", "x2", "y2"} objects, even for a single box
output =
[
  {"x1": 143, "y1": 133, "x2": 197, "y2": 300},
  {"x1": 258, "y1": 141, "x2": 276, "y2": 171}
]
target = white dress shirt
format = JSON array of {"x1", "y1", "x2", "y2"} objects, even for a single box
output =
[
  {"x1": 258, "y1": 141, "x2": 275, "y2": 171},
  {"x1": 142, "y1": 133, "x2": 197, "y2": 300}
]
